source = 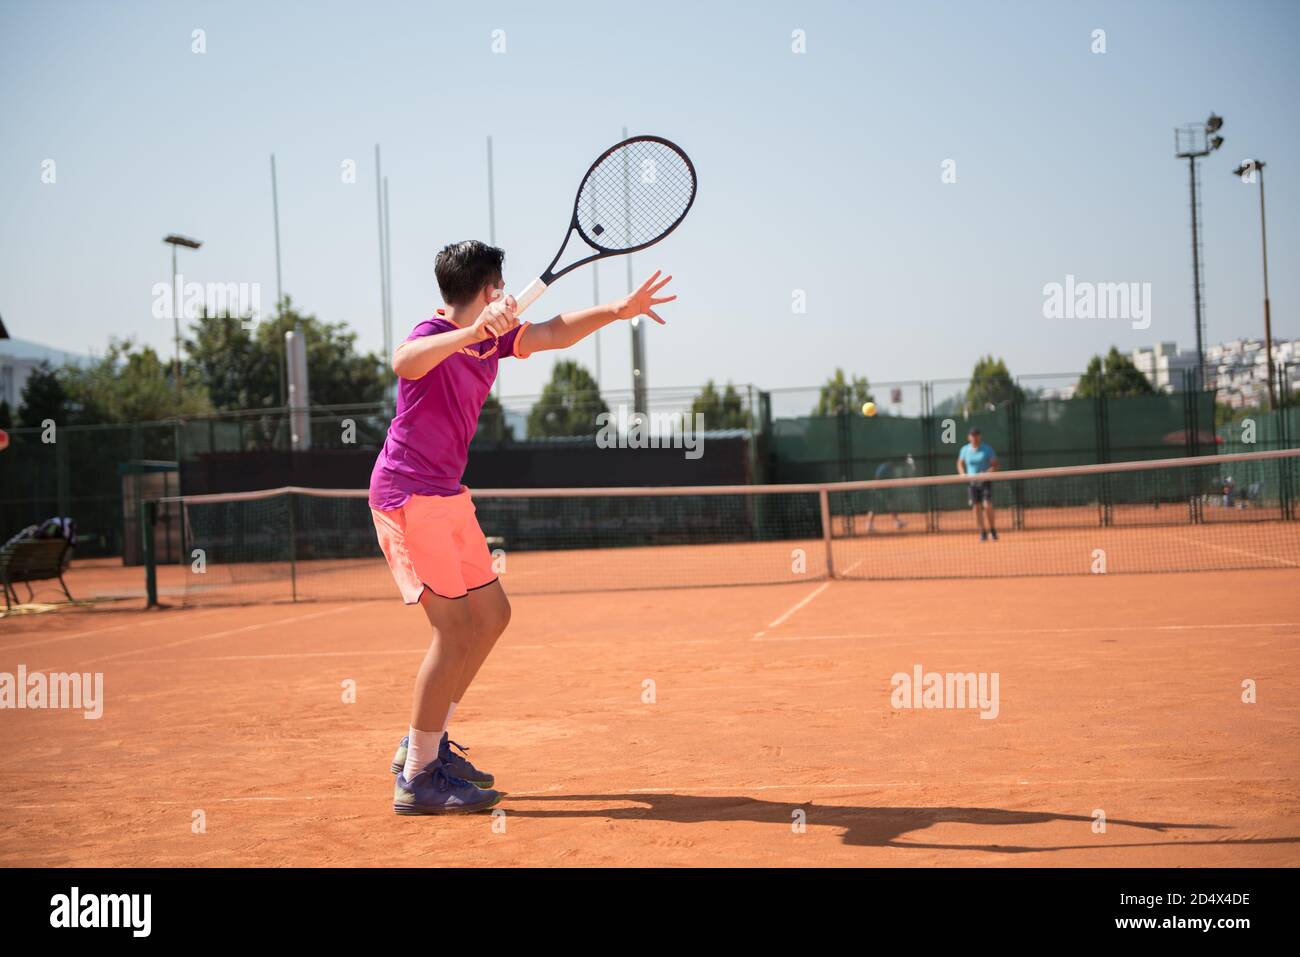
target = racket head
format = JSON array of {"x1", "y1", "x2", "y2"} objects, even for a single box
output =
[{"x1": 571, "y1": 135, "x2": 697, "y2": 257}]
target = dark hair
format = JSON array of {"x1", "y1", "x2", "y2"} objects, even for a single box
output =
[{"x1": 434, "y1": 240, "x2": 505, "y2": 306}]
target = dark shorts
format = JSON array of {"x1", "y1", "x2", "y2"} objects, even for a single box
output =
[{"x1": 967, "y1": 481, "x2": 993, "y2": 506}]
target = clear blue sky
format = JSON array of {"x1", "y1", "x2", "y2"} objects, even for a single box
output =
[{"x1": 2, "y1": 0, "x2": 1297, "y2": 404}]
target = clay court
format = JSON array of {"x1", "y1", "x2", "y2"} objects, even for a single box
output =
[{"x1": 2, "y1": 556, "x2": 1298, "y2": 867}]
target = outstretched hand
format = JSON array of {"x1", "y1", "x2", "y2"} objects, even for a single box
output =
[{"x1": 616, "y1": 271, "x2": 676, "y2": 324}]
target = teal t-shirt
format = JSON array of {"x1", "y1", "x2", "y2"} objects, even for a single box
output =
[{"x1": 959, "y1": 442, "x2": 997, "y2": 474}]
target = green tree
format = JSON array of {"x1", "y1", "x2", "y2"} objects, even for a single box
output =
[
  {"x1": 527, "y1": 361, "x2": 609, "y2": 438},
  {"x1": 476, "y1": 391, "x2": 515, "y2": 442},
  {"x1": 816, "y1": 368, "x2": 873, "y2": 416},
  {"x1": 0, "y1": 399, "x2": 12, "y2": 430},
  {"x1": 17, "y1": 361, "x2": 69, "y2": 427},
  {"x1": 185, "y1": 297, "x2": 386, "y2": 410},
  {"x1": 931, "y1": 389, "x2": 966, "y2": 417},
  {"x1": 691, "y1": 380, "x2": 751, "y2": 430},
  {"x1": 1075, "y1": 347, "x2": 1156, "y2": 399},
  {"x1": 966, "y1": 355, "x2": 1024, "y2": 411},
  {"x1": 61, "y1": 339, "x2": 211, "y2": 424}
]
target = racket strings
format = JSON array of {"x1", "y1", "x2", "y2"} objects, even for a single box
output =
[{"x1": 577, "y1": 140, "x2": 695, "y2": 252}]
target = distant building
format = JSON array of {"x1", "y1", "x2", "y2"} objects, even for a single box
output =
[
  {"x1": 1133, "y1": 338, "x2": 1300, "y2": 406},
  {"x1": 0, "y1": 336, "x2": 88, "y2": 411},
  {"x1": 1130, "y1": 342, "x2": 1198, "y2": 393}
]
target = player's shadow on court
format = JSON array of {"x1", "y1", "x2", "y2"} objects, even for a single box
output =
[{"x1": 507, "y1": 793, "x2": 1299, "y2": 854}]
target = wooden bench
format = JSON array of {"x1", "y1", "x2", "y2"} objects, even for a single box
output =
[{"x1": 0, "y1": 538, "x2": 74, "y2": 609}]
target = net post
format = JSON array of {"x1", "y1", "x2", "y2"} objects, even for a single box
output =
[
  {"x1": 819, "y1": 486, "x2": 835, "y2": 579},
  {"x1": 287, "y1": 490, "x2": 298, "y2": 602},
  {"x1": 141, "y1": 499, "x2": 158, "y2": 608},
  {"x1": 1010, "y1": 398, "x2": 1025, "y2": 531}
]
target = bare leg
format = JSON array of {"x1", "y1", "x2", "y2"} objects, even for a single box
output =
[
  {"x1": 452, "y1": 580, "x2": 512, "y2": 704},
  {"x1": 971, "y1": 504, "x2": 986, "y2": 532},
  {"x1": 984, "y1": 500, "x2": 997, "y2": 533},
  {"x1": 410, "y1": 590, "x2": 474, "y2": 732}
]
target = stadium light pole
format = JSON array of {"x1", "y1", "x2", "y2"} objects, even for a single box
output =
[
  {"x1": 384, "y1": 175, "x2": 394, "y2": 401},
  {"x1": 375, "y1": 145, "x2": 390, "y2": 404},
  {"x1": 163, "y1": 234, "x2": 202, "y2": 401},
  {"x1": 270, "y1": 153, "x2": 288, "y2": 407},
  {"x1": 1174, "y1": 113, "x2": 1224, "y2": 394},
  {"x1": 1231, "y1": 159, "x2": 1276, "y2": 410},
  {"x1": 623, "y1": 125, "x2": 648, "y2": 419},
  {"x1": 486, "y1": 135, "x2": 500, "y2": 399}
]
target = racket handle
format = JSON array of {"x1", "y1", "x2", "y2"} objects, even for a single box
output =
[{"x1": 513, "y1": 277, "x2": 548, "y2": 316}]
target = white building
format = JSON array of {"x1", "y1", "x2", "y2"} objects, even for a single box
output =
[
  {"x1": 1129, "y1": 342, "x2": 1198, "y2": 392},
  {"x1": 1134, "y1": 338, "x2": 1300, "y2": 406},
  {"x1": 0, "y1": 334, "x2": 87, "y2": 413}
]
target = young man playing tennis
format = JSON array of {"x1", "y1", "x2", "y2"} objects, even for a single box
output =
[
  {"x1": 371, "y1": 240, "x2": 674, "y2": 814},
  {"x1": 956, "y1": 428, "x2": 999, "y2": 542}
]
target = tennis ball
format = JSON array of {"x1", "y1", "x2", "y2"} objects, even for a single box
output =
[{"x1": 862, "y1": 402, "x2": 877, "y2": 417}]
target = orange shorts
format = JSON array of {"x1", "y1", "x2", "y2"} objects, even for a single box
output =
[{"x1": 370, "y1": 486, "x2": 498, "y2": 603}]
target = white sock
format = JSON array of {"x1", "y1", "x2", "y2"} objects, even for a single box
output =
[{"x1": 403, "y1": 726, "x2": 442, "y2": 781}]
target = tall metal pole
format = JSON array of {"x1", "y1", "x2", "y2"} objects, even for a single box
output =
[
  {"x1": 1187, "y1": 155, "x2": 1206, "y2": 393},
  {"x1": 271, "y1": 154, "x2": 286, "y2": 406},
  {"x1": 624, "y1": 125, "x2": 646, "y2": 416},
  {"x1": 375, "y1": 145, "x2": 389, "y2": 367},
  {"x1": 384, "y1": 175, "x2": 393, "y2": 391},
  {"x1": 589, "y1": 181, "x2": 601, "y2": 389},
  {"x1": 1257, "y1": 164, "x2": 1276, "y2": 410},
  {"x1": 171, "y1": 242, "x2": 181, "y2": 401},
  {"x1": 593, "y1": 261, "x2": 601, "y2": 389},
  {"x1": 486, "y1": 135, "x2": 501, "y2": 397},
  {"x1": 486, "y1": 136, "x2": 496, "y2": 245}
]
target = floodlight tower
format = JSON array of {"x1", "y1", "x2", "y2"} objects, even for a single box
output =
[
  {"x1": 1174, "y1": 113, "x2": 1225, "y2": 392},
  {"x1": 1231, "y1": 159, "x2": 1276, "y2": 410},
  {"x1": 163, "y1": 233, "x2": 202, "y2": 400}
]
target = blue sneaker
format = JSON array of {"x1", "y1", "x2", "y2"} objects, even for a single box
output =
[
  {"x1": 393, "y1": 759, "x2": 502, "y2": 815},
  {"x1": 389, "y1": 733, "x2": 496, "y2": 788}
]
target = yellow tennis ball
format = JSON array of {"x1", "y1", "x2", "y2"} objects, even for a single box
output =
[{"x1": 862, "y1": 401, "x2": 877, "y2": 417}]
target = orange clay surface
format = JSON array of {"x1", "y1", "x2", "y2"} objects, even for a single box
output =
[{"x1": 1, "y1": 559, "x2": 1298, "y2": 867}]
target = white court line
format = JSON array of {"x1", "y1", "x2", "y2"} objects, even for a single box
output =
[
  {"x1": 76, "y1": 606, "x2": 359, "y2": 666},
  {"x1": 1, "y1": 609, "x2": 225, "y2": 653},
  {"x1": 1165, "y1": 532, "x2": 1300, "y2": 568},
  {"x1": 753, "y1": 621, "x2": 1300, "y2": 642},
  {"x1": 121, "y1": 647, "x2": 426, "y2": 665},
  {"x1": 753, "y1": 582, "x2": 831, "y2": 638}
]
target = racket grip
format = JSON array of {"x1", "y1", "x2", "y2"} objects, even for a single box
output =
[{"x1": 513, "y1": 277, "x2": 548, "y2": 316}]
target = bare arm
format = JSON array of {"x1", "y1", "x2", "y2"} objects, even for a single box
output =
[
  {"x1": 391, "y1": 295, "x2": 519, "y2": 380},
  {"x1": 523, "y1": 272, "x2": 675, "y2": 354},
  {"x1": 956, "y1": 455, "x2": 966, "y2": 475}
]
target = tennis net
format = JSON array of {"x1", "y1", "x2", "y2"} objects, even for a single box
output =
[{"x1": 143, "y1": 449, "x2": 1300, "y2": 606}]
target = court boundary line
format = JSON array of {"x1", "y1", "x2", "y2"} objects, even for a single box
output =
[
  {"x1": 753, "y1": 620, "x2": 1300, "y2": 641},
  {"x1": 2, "y1": 608, "x2": 226, "y2": 653},
  {"x1": 1164, "y1": 532, "x2": 1300, "y2": 568},
  {"x1": 753, "y1": 581, "x2": 831, "y2": 637},
  {"x1": 73, "y1": 606, "x2": 361, "y2": 667}
]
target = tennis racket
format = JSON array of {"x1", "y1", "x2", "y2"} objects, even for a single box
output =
[{"x1": 510, "y1": 134, "x2": 697, "y2": 319}]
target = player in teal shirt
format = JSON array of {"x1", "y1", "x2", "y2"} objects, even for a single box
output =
[{"x1": 957, "y1": 428, "x2": 1000, "y2": 541}]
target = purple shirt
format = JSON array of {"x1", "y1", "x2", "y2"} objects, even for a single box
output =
[{"x1": 369, "y1": 311, "x2": 530, "y2": 509}]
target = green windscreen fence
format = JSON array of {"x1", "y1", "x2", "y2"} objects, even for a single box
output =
[
  {"x1": 1219, "y1": 405, "x2": 1299, "y2": 454},
  {"x1": 768, "y1": 391, "x2": 1219, "y2": 484},
  {"x1": 0, "y1": 423, "x2": 180, "y2": 557}
]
